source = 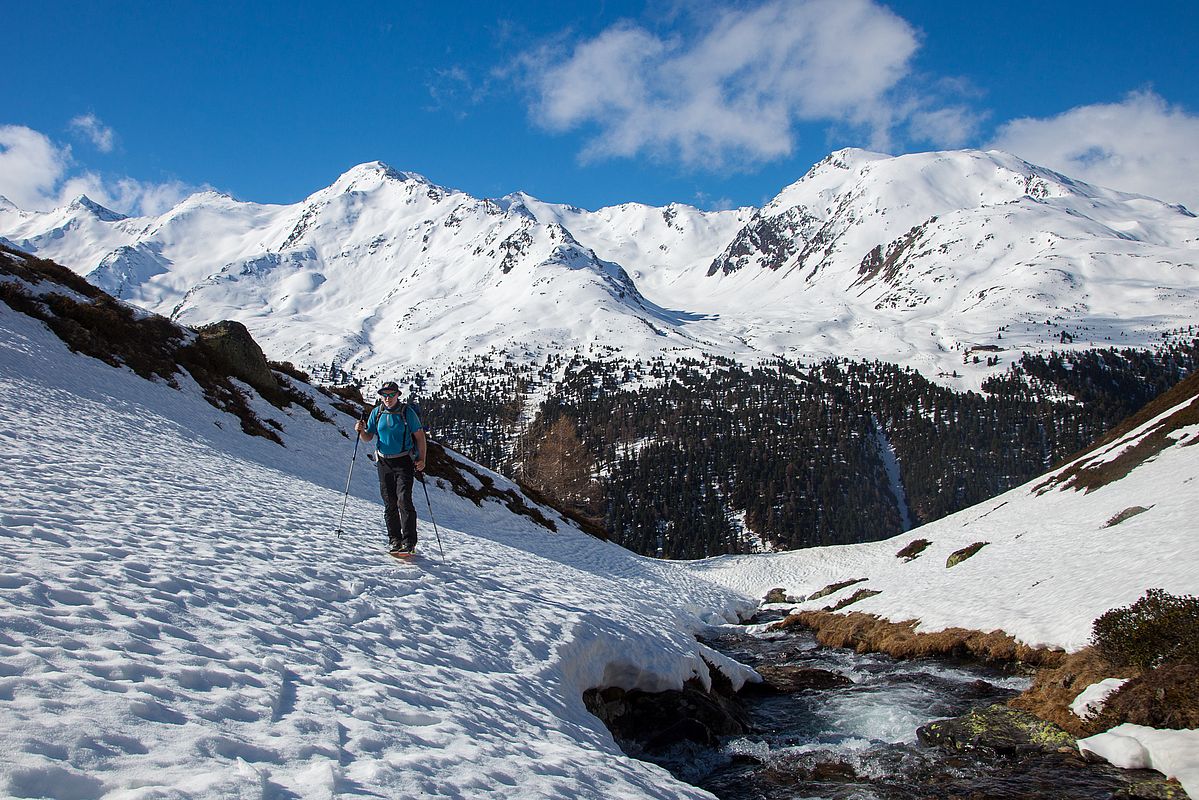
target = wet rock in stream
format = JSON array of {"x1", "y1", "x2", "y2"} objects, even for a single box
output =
[
  {"x1": 746, "y1": 665, "x2": 853, "y2": 694},
  {"x1": 916, "y1": 704, "x2": 1078, "y2": 757}
]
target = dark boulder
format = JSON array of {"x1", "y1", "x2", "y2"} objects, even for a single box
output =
[
  {"x1": 195, "y1": 320, "x2": 278, "y2": 396},
  {"x1": 744, "y1": 665, "x2": 852, "y2": 694},
  {"x1": 584, "y1": 675, "x2": 751, "y2": 753}
]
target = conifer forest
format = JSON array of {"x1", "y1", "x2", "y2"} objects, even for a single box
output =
[{"x1": 415, "y1": 339, "x2": 1199, "y2": 559}]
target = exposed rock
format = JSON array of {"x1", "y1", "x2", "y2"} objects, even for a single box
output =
[
  {"x1": 917, "y1": 703, "x2": 1077, "y2": 756},
  {"x1": 744, "y1": 665, "x2": 851, "y2": 694},
  {"x1": 583, "y1": 671, "x2": 750, "y2": 753},
  {"x1": 196, "y1": 320, "x2": 279, "y2": 396},
  {"x1": 946, "y1": 541, "x2": 988, "y2": 568},
  {"x1": 762, "y1": 587, "x2": 793, "y2": 604}
]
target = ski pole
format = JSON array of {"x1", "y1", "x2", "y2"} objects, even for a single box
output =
[
  {"x1": 417, "y1": 472, "x2": 445, "y2": 561},
  {"x1": 334, "y1": 419, "x2": 364, "y2": 538}
]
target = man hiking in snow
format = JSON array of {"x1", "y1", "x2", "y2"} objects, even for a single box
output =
[{"x1": 355, "y1": 381, "x2": 427, "y2": 555}]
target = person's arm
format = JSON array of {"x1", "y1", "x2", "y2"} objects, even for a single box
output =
[
  {"x1": 355, "y1": 408, "x2": 376, "y2": 442},
  {"x1": 413, "y1": 428, "x2": 427, "y2": 472}
]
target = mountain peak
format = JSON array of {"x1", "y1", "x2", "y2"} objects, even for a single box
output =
[
  {"x1": 68, "y1": 194, "x2": 127, "y2": 222},
  {"x1": 329, "y1": 161, "x2": 425, "y2": 193}
]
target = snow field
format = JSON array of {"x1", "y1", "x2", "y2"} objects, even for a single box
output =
[{"x1": 0, "y1": 306, "x2": 756, "y2": 799}]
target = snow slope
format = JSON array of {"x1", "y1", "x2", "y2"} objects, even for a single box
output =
[
  {"x1": 2, "y1": 149, "x2": 1196, "y2": 390},
  {"x1": 683, "y1": 378, "x2": 1199, "y2": 652},
  {"x1": 0, "y1": 296, "x2": 758, "y2": 798}
]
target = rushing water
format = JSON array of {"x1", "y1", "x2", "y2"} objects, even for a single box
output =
[{"x1": 622, "y1": 620, "x2": 1165, "y2": 800}]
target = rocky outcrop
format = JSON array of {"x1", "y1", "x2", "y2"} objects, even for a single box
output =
[{"x1": 196, "y1": 320, "x2": 279, "y2": 396}]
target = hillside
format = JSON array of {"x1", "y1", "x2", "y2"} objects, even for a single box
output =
[{"x1": 0, "y1": 248, "x2": 757, "y2": 798}]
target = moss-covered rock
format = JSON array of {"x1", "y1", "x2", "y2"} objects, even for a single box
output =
[
  {"x1": 917, "y1": 704, "x2": 1076, "y2": 756},
  {"x1": 763, "y1": 587, "x2": 793, "y2": 604},
  {"x1": 947, "y1": 541, "x2": 988, "y2": 568}
]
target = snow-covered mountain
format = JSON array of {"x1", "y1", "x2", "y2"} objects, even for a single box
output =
[{"x1": 2, "y1": 149, "x2": 1197, "y2": 388}]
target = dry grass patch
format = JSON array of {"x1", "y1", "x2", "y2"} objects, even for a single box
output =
[
  {"x1": 1009, "y1": 647, "x2": 1132, "y2": 737},
  {"x1": 1103, "y1": 506, "x2": 1151, "y2": 527},
  {"x1": 1037, "y1": 371, "x2": 1199, "y2": 494},
  {"x1": 774, "y1": 611, "x2": 1065, "y2": 667},
  {"x1": 827, "y1": 589, "x2": 881, "y2": 611}
]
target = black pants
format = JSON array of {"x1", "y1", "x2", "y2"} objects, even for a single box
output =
[{"x1": 377, "y1": 455, "x2": 417, "y2": 549}]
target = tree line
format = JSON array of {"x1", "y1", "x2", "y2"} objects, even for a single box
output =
[{"x1": 416, "y1": 342, "x2": 1199, "y2": 559}]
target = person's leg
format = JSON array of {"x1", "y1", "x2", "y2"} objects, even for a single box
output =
[
  {"x1": 377, "y1": 459, "x2": 403, "y2": 550},
  {"x1": 397, "y1": 457, "x2": 419, "y2": 551}
]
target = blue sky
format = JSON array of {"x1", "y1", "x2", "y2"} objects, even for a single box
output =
[{"x1": 3, "y1": 1, "x2": 1198, "y2": 214}]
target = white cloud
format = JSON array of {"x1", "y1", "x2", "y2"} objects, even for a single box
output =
[
  {"x1": 523, "y1": 0, "x2": 969, "y2": 169},
  {"x1": 69, "y1": 113, "x2": 116, "y2": 153},
  {"x1": 0, "y1": 125, "x2": 70, "y2": 210},
  {"x1": 0, "y1": 123, "x2": 198, "y2": 216},
  {"x1": 908, "y1": 105, "x2": 982, "y2": 148},
  {"x1": 989, "y1": 91, "x2": 1199, "y2": 211}
]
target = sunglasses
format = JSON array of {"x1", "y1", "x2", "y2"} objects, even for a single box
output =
[{"x1": 380, "y1": 391, "x2": 400, "y2": 398}]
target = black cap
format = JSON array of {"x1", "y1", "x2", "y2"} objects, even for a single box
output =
[{"x1": 377, "y1": 381, "x2": 400, "y2": 395}]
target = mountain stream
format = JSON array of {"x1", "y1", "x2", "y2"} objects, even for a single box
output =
[{"x1": 621, "y1": 616, "x2": 1176, "y2": 799}]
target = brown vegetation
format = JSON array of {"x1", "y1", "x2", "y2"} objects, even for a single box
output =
[
  {"x1": 1009, "y1": 647, "x2": 1132, "y2": 737},
  {"x1": 1104, "y1": 506, "x2": 1152, "y2": 527},
  {"x1": 423, "y1": 441, "x2": 608, "y2": 538},
  {"x1": 1091, "y1": 588, "x2": 1199, "y2": 671},
  {"x1": 1093, "y1": 663, "x2": 1199, "y2": 731},
  {"x1": 806, "y1": 577, "x2": 868, "y2": 601},
  {"x1": 518, "y1": 415, "x2": 601, "y2": 516},
  {"x1": 826, "y1": 588, "x2": 882, "y2": 611},
  {"x1": 896, "y1": 538, "x2": 932, "y2": 561},
  {"x1": 781, "y1": 610, "x2": 1198, "y2": 740},
  {"x1": 1, "y1": 247, "x2": 335, "y2": 445},
  {"x1": 775, "y1": 611, "x2": 1066, "y2": 667}
]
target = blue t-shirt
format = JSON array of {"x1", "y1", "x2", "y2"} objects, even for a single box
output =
[{"x1": 367, "y1": 404, "x2": 422, "y2": 457}]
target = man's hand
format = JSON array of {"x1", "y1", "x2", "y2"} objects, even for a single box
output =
[
  {"x1": 414, "y1": 456, "x2": 426, "y2": 472},
  {"x1": 355, "y1": 420, "x2": 366, "y2": 434}
]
